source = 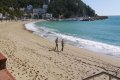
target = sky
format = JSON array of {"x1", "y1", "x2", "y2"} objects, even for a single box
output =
[{"x1": 82, "y1": 0, "x2": 120, "y2": 16}]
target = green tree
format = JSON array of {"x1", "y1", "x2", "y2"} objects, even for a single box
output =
[{"x1": 48, "y1": 0, "x2": 96, "y2": 18}]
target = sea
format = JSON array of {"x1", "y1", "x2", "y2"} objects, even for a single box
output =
[{"x1": 25, "y1": 16, "x2": 120, "y2": 58}]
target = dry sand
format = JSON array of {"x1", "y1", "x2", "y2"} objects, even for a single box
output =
[{"x1": 0, "y1": 20, "x2": 120, "y2": 80}]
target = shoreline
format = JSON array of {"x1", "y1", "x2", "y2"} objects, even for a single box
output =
[
  {"x1": 24, "y1": 20, "x2": 120, "y2": 68},
  {"x1": 0, "y1": 20, "x2": 120, "y2": 80},
  {"x1": 25, "y1": 20, "x2": 120, "y2": 58}
]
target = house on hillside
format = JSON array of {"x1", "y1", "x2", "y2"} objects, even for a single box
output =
[
  {"x1": 32, "y1": 3, "x2": 49, "y2": 19},
  {"x1": 43, "y1": 4, "x2": 48, "y2": 10},
  {"x1": 25, "y1": 5, "x2": 33, "y2": 13},
  {"x1": 32, "y1": 8, "x2": 46, "y2": 19},
  {"x1": 42, "y1": 13, "x2": 52, "y2": 19},
  {"x1": 20, "y1": 3, "x2": 53, "y2": 19},
  {"x1": 21, "y1": 5, "x2": 33, "y2": 19}
]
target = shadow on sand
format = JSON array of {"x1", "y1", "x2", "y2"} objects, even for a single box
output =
[{"x1": 48, "y1": 48, "x2": 61, "y2": 53}]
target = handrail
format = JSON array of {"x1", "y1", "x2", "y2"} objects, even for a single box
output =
[{"x1": 83, "y1": 71, "x2": 120, "y2": 80}]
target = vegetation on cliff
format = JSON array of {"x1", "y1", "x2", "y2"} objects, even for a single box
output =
[
  {"x1": 48, "y1": 0, "x2": 96, "y2": 18},
  {"x1": 0, "y1": 0, "x2": 96, "y2": 18}
]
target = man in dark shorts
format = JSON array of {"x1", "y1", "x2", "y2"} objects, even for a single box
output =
[
  {"x1": 55, "y1": 38, "x2": 58, "y2": 51},
  {"x1": 61, "y1": 39, "x2": 64, "y2": 51}
]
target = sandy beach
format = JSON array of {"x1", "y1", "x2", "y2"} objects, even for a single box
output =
[{"x1": 0, "y1": 20, "x2": 120, "y2": 80}]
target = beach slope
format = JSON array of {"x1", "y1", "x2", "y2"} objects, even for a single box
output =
[{"x1": 0, "y1": 20, "x2": 120, "y2": 80}]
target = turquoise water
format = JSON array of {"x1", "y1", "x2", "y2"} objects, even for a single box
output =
[
  {"x1": 25, "y1": 16, "x2": 120, "y2": 57},
  {"x1": 36, "y1": 16, "x2": 120, "y2": 46}
]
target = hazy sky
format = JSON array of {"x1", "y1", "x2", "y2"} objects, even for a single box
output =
[{"x1": 82, "y1": 0, "x2": 120, "y2": 16}]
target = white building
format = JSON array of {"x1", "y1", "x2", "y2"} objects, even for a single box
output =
[
  {"x1": 32, "y1": 8, "x2": 47, "y2": 19},
  {"x1": 43, "y1": 4, "x2": 48, "y2": 10},
  {"x1": 0, "y1": 13, "x2": 3, "y2": 18},
  {"x1": 33, "y1": 8, "x2": 46, "y2": 14},
  {"x1": 42, "y1": 13, "x2": 52, "y2": 19}
]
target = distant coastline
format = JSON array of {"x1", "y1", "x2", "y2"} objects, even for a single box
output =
[{"x1": 49, "y1": 16, "x2": 108, "y2": 21}]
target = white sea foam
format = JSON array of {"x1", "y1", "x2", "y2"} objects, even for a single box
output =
[
  {"x1": 25, "y1": 22, "x2": 38, "y2": 32},
  {"x1": 25, "y1": 22, "x2": 120, "y2": 57}
]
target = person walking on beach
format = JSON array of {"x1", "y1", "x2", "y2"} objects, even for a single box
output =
[
  {"x1": 55, "y1": 38, "x2": 58, "y2": 51},
  {"x1": 61, "y1": 39, "x2": 64, "y2": 51}
]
